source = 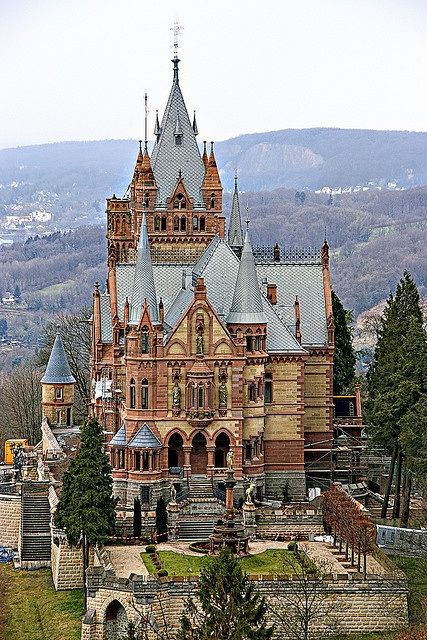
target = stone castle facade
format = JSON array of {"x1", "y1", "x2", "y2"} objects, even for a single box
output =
[{"x1": 89, "y1": 54, "x2": 335, "y2": 522}]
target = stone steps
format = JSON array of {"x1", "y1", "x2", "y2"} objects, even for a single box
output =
[
  {"x1": 21, "y1": 493, "x2": 51, "y2": 562},
  {"x1": 178, "y1": 519, "x2": 216, "y2": 540}
]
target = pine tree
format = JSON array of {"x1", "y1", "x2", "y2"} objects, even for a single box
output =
[
  {"x1": 332, "y1": 290, "x2": 356, "y2": 394},
  {"x1": 367, "y1": 272, "x2": 427, "y2": 521},
  {"x1": 54, "y1": 417, "x2": 117, "y2": 606},
  {"x1": 177, "y1": 548, "x2": 273, "y2": 640}
]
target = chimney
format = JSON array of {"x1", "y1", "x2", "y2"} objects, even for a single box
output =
[
  {"x1": 194, "y1": 277, "x2": 207, "y2": 300},
  {"x1": 266, "y1": 283, "x2": 277, "y2": 305}
]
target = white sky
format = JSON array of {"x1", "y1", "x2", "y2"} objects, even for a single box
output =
[{"x1": 0, "y1": 0, "x2": 426, "y2": 149}]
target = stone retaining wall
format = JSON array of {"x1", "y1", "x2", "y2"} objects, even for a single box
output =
[
  {"x1": 83, "y1": 569, "x2": 408, "y2": 640},
  {"x1": 51, "y1": 534, "x2": 84, "y2": 590},
  {"x1": 0, "y1": 493, "x2": 20, "y2": 548}
]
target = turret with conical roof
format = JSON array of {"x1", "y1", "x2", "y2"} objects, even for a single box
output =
[
  {"x1": 41, "y1": 329, "x2": 75, "y2": 427},
  {"x1": 228, "y1": 173, "x2": 244, "y2": 254},
  {"x1": 130, "y1": 211, "x2": 159, "y2": 324},
  {"x1": 227, "y1": 229, "x2": 267, "y2": 325}
]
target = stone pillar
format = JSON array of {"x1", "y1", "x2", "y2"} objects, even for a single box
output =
[
  {"x1": 207, "y1": 446, "x2": 215, "y2": 477},
  {"x1": 243, "y1": 502, "x2": 257, "y2": 540},
  {"x1": 183, "y1": 446, "x2": 192, "y2": 477},
  {"x1": 167, "y1": 501, "x2": 180, "y2": 541}
]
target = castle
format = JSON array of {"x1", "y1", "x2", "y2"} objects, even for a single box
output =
[{"x1": 89, "y1": 52, "x2": 335, "y2": 522}]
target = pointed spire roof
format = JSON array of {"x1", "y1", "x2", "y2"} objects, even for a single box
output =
[
  {"x1": 202, "y1": 140, "x2": 208, "y2": 170},
  {"x1": 154, "y1": 110, "x2": 161, "y2": 140},
  {"x1": 41, "y1": 330, "x2": 76, "y2": 384},
  {"x1": 228, "y1": 173, "x2": 244, "y2": 247},
  {"x1": 192, "y1": 111, "x2": 198, "y2": 135},
  {"x1": 130, "y1": 211, "x2": 159, "y2": 324},
  {"x1": 226, "y1": 230, "x2": 267, "y2": 324},
  {"x1": 151, "y1": 58, "x2": 205, "y2": 204}
]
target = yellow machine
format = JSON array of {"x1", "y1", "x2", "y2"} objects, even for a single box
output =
[{"x1": 4, "y1": 439, "x2": 28, "y2": 465}]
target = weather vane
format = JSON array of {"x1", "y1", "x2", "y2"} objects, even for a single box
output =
[{"x1": 171, "y1": 21, "x2": 183, "y2": 59}]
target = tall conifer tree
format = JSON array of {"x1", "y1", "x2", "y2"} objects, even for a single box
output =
[
  {"x1": 332, "y1": 291, "x2": 356, "y2": 395},
  {"x1": 54, "y1": 417, "x2": 117, "y2": 606},
  {"x1": 178, "y1": 548, "x2": 273, "y2": 640}
]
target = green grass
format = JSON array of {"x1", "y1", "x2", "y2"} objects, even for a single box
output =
[
  {"x1": 391, "y1": 555, "x2": 427, "y2": 624},
  {"x1": 0, "y1": 565, "x2": 84, "y2": 640},
  {"x1": 141, "y1": 549, "x2": 298, "y2": 577}
]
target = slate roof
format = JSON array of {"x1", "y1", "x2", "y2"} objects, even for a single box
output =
[
  {"x1": 109, "y1": 424, "x2": 126, "y2": 446},
  {"x1": 130, "y1": 211, "x2": 159, "y2": 324},
  {"x1": 227, "y1": 231, "x2": 267, "y2": 324},
  {"x1": 151, "y1": 61, "x2": 205, "y2": 205},
  {"x1": 41, "y1": 331, "x2": 76, "y2": 384},
  {"x1": 128, "y1": 423, "x2": 162, "y2": 449}
]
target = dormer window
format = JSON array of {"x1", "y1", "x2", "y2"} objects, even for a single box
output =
[
  {"x1": 174, "y1": 193, "x2": 186, "y2": 210},
  {"x1": 175, "y1": 134, "x2": 182, "y2": 146}
]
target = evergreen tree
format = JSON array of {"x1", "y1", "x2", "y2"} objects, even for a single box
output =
[
  {"x1": 54, "y1": 417, "x2": 117, "y2": 606},
  {"x1": 177, "y1": 548, "x2": 273, "y2": 640},
  {"x1": 133, "y1": 497, "x2": 142, "y2": 538},
  {"x1": 367, "y1": 272, "x2": 427, "y2": 521},
  {"x1": 332, "y1": 291, "x2": 356, "y2": 394},
  {"x1": 155, "y1": 496, "x2": 167, "y2": 541},
  {"x1": 13, "y1": 284, "x2": 21, "y2": 302}
]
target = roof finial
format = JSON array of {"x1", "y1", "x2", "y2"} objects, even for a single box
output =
[
  {"x1": 144, "y1": 93, "x2": 148, "y2": 152},
  {"x1": 139, "y1": 139, "x2": 142, "y2": 153},
  {"x1": 171, "y1": 21, "x2": 183, "y2": 81},
  {"x1": 245, "y1": 204, "x2": 250, "y2": 230},
  {"x1": 210, "y1": 141, "x2": 214, "y2": 154}
]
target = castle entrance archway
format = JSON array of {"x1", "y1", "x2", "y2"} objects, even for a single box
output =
[
  {"x1": 168, "y1": 433, "x2": 184, "y2": 468},
  {"x1": 190, "y1": 432, "x2": 207, "y2": 474},
  {"x1": 214, "y1": 432, "x2": 230, "y2": 468},
  {"x1": 105, "y1": 600, "x2": 128, "y2": 640}
]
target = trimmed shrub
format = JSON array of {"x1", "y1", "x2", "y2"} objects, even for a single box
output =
[
  {"x1": 157, "y1": 569, "x2": 168, "y2": 577},
  {"x1": 287, "y1": 541, "x2": 298, "y2": 552},
  {"x1": 145, "y1": 544, "x2": 156, "y2": 553}
]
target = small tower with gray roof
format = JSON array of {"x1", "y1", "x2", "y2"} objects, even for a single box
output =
[
  {"x1": 228, "y1": 174, "x2": 244, "y2": 256},
  {"x1": 41, "y1": 329, "x2": 76, "y2": 427}
]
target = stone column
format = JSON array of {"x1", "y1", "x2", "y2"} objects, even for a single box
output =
[
  {"x1": 167, "y1": 501, "x2": 180, "y2": 541},
  {"x1": 207, "y1": 446, "x2": 215, "y2": 477},
  {"x1": 183, "y1": 446, "x2": 192, "y2": 477},
  {"x1": 242, "y1": 501, "x2": 257, "y2": 540}
]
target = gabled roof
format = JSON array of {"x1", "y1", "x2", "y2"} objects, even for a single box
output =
[
  {"x1": 150, "y1": 60, "x2": 205, "y2": 205},
  {"x1": 130, "y1": 211, "x2": 159, "y2": 324},
  {"x1": 41, "y1": 331, "x2": 75, "y2": 384},
  {"x1": 128, "y1": 423, "x2": 162, "y2": 449},
  {"x1": 109, "y1": 424, "x2": 126, "y2": 447},
  {"x1": 228, "y1": 174, "x2": 244, "y2": 248},
  {"x1": 227, "y1": 230, "x2": 267, "y2": 324}
]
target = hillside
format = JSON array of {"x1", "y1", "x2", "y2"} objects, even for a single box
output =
[{"x1": 0, "y1": 129, "x2": 426, "y2": 230}]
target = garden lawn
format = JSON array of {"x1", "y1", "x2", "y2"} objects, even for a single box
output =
[
  {"x1": 0, "y1": 564, "x2": 83, "y2": 640},
  {"x1": 141, "y1": 549, "x2": 299, "y2": 577}
]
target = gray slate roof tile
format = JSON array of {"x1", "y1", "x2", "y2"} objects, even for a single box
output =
[
  {"x1": 41, "y1": 332, "x2": 76, "y2": 384},
  {"x1": 128, "y1": 423, "x2": 162, "y2": 449}
]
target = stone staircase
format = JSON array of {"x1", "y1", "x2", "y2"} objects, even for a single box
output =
[
  {"x1": 188, "y1": 475, "x2": 214, "y2": 499},
  {"x1": 20, "y1": 482, "x2": 51, "y2": 566},
  {"x1": 178, "y1": 518, "x2": 217, "y2": 540}
]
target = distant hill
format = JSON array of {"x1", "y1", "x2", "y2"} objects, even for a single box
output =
[{"x1": 0, "y1": 128, "x2": 426, "y2": 227}]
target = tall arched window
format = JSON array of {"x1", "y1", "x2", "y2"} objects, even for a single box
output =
[
  {"x1": 130, "y1": 378, "x2": 136, "y2": 409},
  {"x1": 193, "y1": 215, "x2": 198, "y2": 230},
  {"x1": 161, "y1": 216, "x2": 167, "y2": 231},
  {"x1": 154, "y1": 216, "x2": 160, "y2": 231},
  {"x1": 198, "y1": 384, "x2": 204, "y2": 409},
  {"x1": 248, "y1": 383, "x2": 256, "y2": 402},
  {"x1": 189, "y1": 383, "x2": 196, "y2": 408},
  {"x1": 141, "y1": 379, "x2": 149, "y2": 409},
  {"x1": 199, "y1": 216, "x2": 205, "y2": 231},
  {"x1": 210, "y1": 193, "x2": 215, "y2": 209},
  {"x1": 174, "y1": 216, "x2": 179, "y2": 231},
  {"x1": 141, "y1": 327, "x2": 149, "y2": 354},
  {"x1": 180, "y1": 216, "x2": 186, "y2": 231}
]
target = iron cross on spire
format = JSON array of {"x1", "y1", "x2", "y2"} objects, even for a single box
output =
[{"x1": 171, "y1": 21, "x2": 183, "y2": 60}]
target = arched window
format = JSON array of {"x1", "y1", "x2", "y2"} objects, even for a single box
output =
[
  {"x1": 199, "y1": 216, "x2": 206, "y2": 231},
  {"x1": 254, "y1": 335, "x2": 260, "y2": 351},
  {"x1": 174, "y1": 193, "x2": 186, "y2": 209},
  {"x1": 248, "y1": 383, "x2": 256, "y2": 402},
  {"x1": 141, "y1": 327, "x2": 149, "y2": 354},
  {"x1": 180, "y1": 216, "x2": 186, "y2": 231},
  {"x1": 210, "y1": 193, "x2": 215, "y2": 209},
  {"x1": 265, "y1": 373, "x2": 273, "y2": 403},
  {"x1": 174, "y1": 216, "x2": 179, "y2": 231},
  {"x1": 141, "y1": 379, "x2": 149, "y2": 409},
  {"x1": 193, "y1": 215, "x2": 198, "y2": 230},
  {"x1": 144, "y1": 192, "x2": 149, "y2": 208},
  {"x1": 246, "y1": 331, "x2": 253, "y2": 352},
  {"x1": 161, "y1": 216, "x2": 167, "y2": 231},
  {"x1": 154, "y1": 215, "x2": 160, "y2": 231},
  {"x1": 198, "y1": 384, "x2": 204, "y2": 409},
  {"x1": 189, "y1": 383, "x2": 196, "y2": 408},
  {"x1": 130, "y1": 378, "x2": 136, "y2": 409}
]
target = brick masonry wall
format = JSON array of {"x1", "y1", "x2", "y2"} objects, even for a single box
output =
[
  {"x1": 51, "y1": 537, "x2": 84, "y2": 590},
  {"x1": 0, "y1": 494, "x2": 20, "y2": 548},
  {"x1": 84, "y1": 572, "x2": 408, "y2": 640}
]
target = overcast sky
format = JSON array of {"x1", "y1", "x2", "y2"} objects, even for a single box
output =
[{"x1": 0, "y1": 0, "x2": 426, "y2": 149}]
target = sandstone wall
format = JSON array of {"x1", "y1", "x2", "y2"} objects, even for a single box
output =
[
  {"x1": 0, "y1": 493, "x2": 20, "y2": 548},
  {"x1": 51, "y1": 536, "x2": 84, "y2": 590}
]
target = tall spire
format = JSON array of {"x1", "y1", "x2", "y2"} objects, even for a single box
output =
[
  {"x1": 41, "y1": 329, "x2": 76, "y2": 384},
  {"x1": 226, "y1": 230, "x2": 267, "y2": 324},
  {"x1": 130, "y1": 211, "x2": 159, "y2": 323},
  {"x1": 228, "y1": 173, "x2": 244, "y2": 248}
]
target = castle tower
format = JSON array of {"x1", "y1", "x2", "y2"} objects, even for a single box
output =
[{"x1": 41, "y1": 330, "x2": 76, "y2": 427}]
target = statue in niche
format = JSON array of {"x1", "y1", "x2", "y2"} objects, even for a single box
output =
[
  {"x1": 219, "y1": 380, "x2": 227, "y2": 406},
  {"x1": 172, "y1": 383, "x2": 181, "y2": 407},
  {"x1": 196, "y1": 331, "x2": 204, "y2": 355},
  {"x1": 226, "y1": 449, "x2": 234, "y2": 470},
  {"x1": 170, "y1": 483, "x2": 177, "y2": 504}
]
